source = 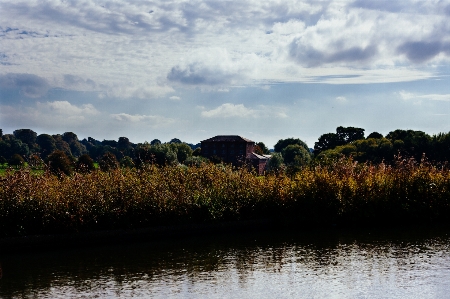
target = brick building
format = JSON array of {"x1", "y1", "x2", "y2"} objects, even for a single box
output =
[{"x1": 201, "y1": 135, "x2": 270, "y2": 174}]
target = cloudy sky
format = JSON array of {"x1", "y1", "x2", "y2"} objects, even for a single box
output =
[{"x1": 1, "y1": 0, "x2": 450, "y2": 148}]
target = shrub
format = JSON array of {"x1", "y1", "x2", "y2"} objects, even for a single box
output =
[
  {"x1": 99, "y1": 152, "x2": 119, "y2": 171},
  {"x1": 46, "y1": 150, "x2": 73, "y2": 176},
  {"x1": 76, "y1": 154, "x2": 95, "y2": 173},
  {"x1": 8, "y1": 154, "x2": 25, "y2": 168}
]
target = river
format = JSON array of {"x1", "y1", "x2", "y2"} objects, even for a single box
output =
[{"x1": 1, "y1": 227, "x2": 450, "y2": 298}]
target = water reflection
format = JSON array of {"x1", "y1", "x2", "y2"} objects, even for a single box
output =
[{"x1": 1, "y1": 228, "x2": 450, "y2": 298}]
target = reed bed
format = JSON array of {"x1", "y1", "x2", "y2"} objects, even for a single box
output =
[{"x1": 1, "y1": 158, "x2": 450, "y2": 237}]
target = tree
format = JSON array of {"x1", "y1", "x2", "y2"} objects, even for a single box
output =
[
  {"x1": 99, "y1": 152, "x2": 119, "y2": 171},
  {"x1": 28, "y1": 154, "x2": 43, "y2": 169},
  {"x1": 256, "y1": 142, "x2": 270, "y2": 154},
  {"x1": 134, "y1": 143, "x2": 178, "y2": 167},
  {"x1": 76, "y1": 154, "x2": 95, "y2": 173},
  {"x1": 266, "y1": 152, "x2": 284, "y2": 173},
  {"x1": 274, "y1": 138, "x2": 309, "y2": 153},
  {"x1": 386, "y1": 129, "x2": 431, "y2": 161},
  {"x1": 9, "y1": 154, "x2": 25, "y2": 168},
  {"x1": 367, "y1": 132, "x2": 383, "y2": 139},
  {"x1": 52, "y1": 135, "x2": 72, "y2": 157},
  {"x1": 169, "y1": 138, "x2": 182, "y2": 144},
  {"x1": 282, "y1": 144, "x2": 311, "y2": 165},
  {"x1": 431, "y1": 132, "x2": 450, "y2": 162},
  {"x1": 192, "y1": 147, "x2": 202, "y2": 156},
  {"x1": 13, "y1": 129, "x2": 37, "y2": 149},
  {"x1": 336, "y1": 126, "x2": 365, "y2": 143},
  {"x1": 62, "y1": 132, "x2": 88, "y2": 157},
  {"x1": 314, "y1": 126, "x2": 365, "y2": 156},
  {"x1": 184, "y1": 156, "x2": 209, "y2": 167},
  {"x1": 120, "y1": 156, "x2": 135, "y2": 168},
  {"x1": 46, "y1": 150, "x2": 73, "y2": 176},
  {"x1": 1, "y1": 137, "x2": 31, "y2": 159},
  {"x1": 151, "y1": 139, "x2": 161, "y2": 145},
  {"x1": 172, "y1": 143, "x2": 193, "y2": 163},
  {"x1": 37, "y1": 134, "x2": 57, "y2": 158}
]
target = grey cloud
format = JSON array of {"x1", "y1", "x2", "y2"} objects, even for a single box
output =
[
  {"x1": 63, "y1": 74, "x2": 96, "y2": 89},
  {"x1": 167, "y1": 64, "x2": 236, "y2": 86},
  {"x1": 0, "y1": 73, "x2": 49, "y2": 98},
  {"x1": 1, "y1": 1, "x2": 329, "y2": 37},
  {"x1": 397, "y1": 41, "x2": 450, "y2": 63},
  {"x1": 290, "y1": 40, "x2": 378, "y2": 67},
  {"x1": 350, "y1": 0, "x2": 406, "y2": 13}
]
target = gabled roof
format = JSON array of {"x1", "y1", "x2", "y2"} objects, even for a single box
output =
[
  {"x1": 201, "y1": 135, "x2": 254, "y2": 143},
  {"x1": 248, "y1": 152, "x2": 270, "y2": 160}
]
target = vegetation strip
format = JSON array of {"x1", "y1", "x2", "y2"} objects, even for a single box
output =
[{"x1": 1, "y1": 159, "x2": 450, "y2": 241}]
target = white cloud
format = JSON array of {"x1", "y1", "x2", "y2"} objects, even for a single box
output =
[
  {"x1": 169, "y1": 96, "x2": 181, "y2": 100},
  {"x1": 201, "y1": 103, "x2": 288, "y2": 119},
  {"x1": 336, "y1": 96, "x2": 348, "y2": 103},
  {"x1": 38, "y1": 101, "x2": 99, "y2": 115},
  {"x1": 111, "y1": 113, "x2": 175, "y2": 126},
  {"x1": 201, "y1": 103, "x2": 256, "y2": 118},
  {"x1": 398, "y1": 91, "x2": 450, "y2": 102}
]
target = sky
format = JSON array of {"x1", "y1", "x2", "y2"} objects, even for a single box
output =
[{"x1": 1, "y1": 0, "x2": 450, "y2": 148}]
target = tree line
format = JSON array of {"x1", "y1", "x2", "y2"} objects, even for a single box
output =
[
  {"x1": 1, "y1": 126, "x2": 449, "y2": 175},
  {"x1": 266, "y1": 126, "x2": 450, "y2": 174}
]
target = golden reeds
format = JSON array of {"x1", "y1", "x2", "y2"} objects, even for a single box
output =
[{"x1": 1, "y1": 158, "x2": 449, "y2": 237}]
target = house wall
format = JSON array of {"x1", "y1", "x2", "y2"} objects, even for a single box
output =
[{"x1": 201, "y1": 140, "x2": 254, "y2": 165}]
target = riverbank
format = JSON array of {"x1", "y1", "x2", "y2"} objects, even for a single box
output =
[{"x1": 1, "y1": 160, "x2": 450, "y2": 245}]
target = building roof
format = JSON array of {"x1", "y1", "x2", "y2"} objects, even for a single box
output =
[
  {"x1": 248, "y1": 152, "x2": 270, "y2": 160},
  {"x1": 201, "y1": 135, "x2": 254, "y2": 143}
]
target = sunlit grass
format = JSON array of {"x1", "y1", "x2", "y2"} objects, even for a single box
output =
[{"x1": 1, "y1": 158, "x2": 449, "y2": 237}]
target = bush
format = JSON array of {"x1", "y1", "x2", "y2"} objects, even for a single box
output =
[
  {"x1": 99, "y1": 152, "x2": 119, "y2": 171},
  {"x1": 9, "y1": 154, "x2": 25, "y2": 168},
  {"x1": 76, "y1": 154, "x2": 95, "y2": 173},
  {"x1": 46, "y1": 150, "x2": 73, "y2": 175}
]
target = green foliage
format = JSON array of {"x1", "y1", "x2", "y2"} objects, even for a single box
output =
[
  {"x1": 9, "y1": 154, "x2": 25, "y2": 168},
  {"x1": 52, "y1": 134, "x2": 73, "y2": 157},
  {"x1": 0, "y1": 136, "x2": 31, "y2": 160},
  {"x1": 134, "y1": 143, "x2": 178, "y2": 167},
  {"x1": 192, "y1": 148, "x2": 202, "y2": 156},
  {"x1": 266, "y1": 152, "x2": 284, "y2": 173},
  {"x1": 151, "y1": 139, "x2": 161, "y2": 145},
  {"x1": 255, "y1": 142, "x2": 270, "y2": 155},
  {"x1": 184, "y1": 156, "x2": 209, "y2": 167},
  {"x1": 120, "y1": 156, "x2": 135, "y2": 168},
  {"x1": 386, "y1": 129, "x2": 431, "y2": 161},
  {"x1": 169, "y1": 138, "x2": 182, "y2": 144},
  {"x1": 274, "y1": 138, "x2": 309, "y2": 153},
  {"x1": 37, "y1": 134, "x2": 57, "y2": 158},
  {"x1": 314, "y1": 126, "x2": 365, "y2": 155},
  {"x1": 317, "y1": 138, "x2": 394, "y2": 164},
  {"x1": 367, "y1": 131, "x2": 383, "y2": 139},
  {"x1": 46, "y1": 150, "x2": 73, "y2": 176},
  {"x1": 62, "y1": 132, "x2": 87, "y2": 157},
  {"x1": 282, "y1": 144, "x2": 311, "y2": 175},
  {"x1": 171, "y1": 142, "x2": 193, "y2": 163}
]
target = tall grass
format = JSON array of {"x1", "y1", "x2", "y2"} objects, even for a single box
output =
[{"x1": 1, "y1": 158, "x2": 450, "y2": 237}]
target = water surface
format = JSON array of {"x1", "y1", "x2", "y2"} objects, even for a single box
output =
[{"x1": 1, "y1": 228, "x2": 450, "y2": 298}]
